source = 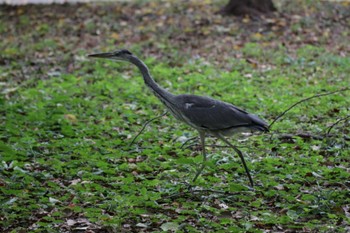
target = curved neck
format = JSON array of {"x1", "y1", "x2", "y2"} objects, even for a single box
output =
[{"x1": 128, "y1": 56, "x2": 175, "y2": 103}]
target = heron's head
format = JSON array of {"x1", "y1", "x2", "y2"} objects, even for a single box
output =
[{"x1": 88, "y1": 49, "x2": 134, "y2": 61}]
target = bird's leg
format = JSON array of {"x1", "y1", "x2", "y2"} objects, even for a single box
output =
[
  {"x1": 215, "y1": 133, "x2": 254, "y2": 187},
  {"x1": 192, "y1": 132, "x2": 206, "y2": 182}
]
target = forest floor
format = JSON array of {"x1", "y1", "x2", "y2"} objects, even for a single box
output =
[{"x1": 1, "y1": 1, "x2": 350, "y2": 232}]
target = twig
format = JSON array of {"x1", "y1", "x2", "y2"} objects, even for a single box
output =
[
  {"x1": 180, "y1": 136, "x2": 198, "y2": 149},
  {"x1": 326, "y1": 115, "x2": 350, "y2": 136},
  {"x1": 278, "y1": 133, "x2": 324, "y2": 141},
  {"x1": 161, "y1": 187, "x2": 254, "y2": 200},
  {"x1": 129, "y1": 111, "x2": 168, "y2": 146},
  {"x1": 269, "y1": 88, "x2": 349, "y2": 129}
]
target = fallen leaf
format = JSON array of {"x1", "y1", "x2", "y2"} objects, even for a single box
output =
[
  {"x1": 64, "y1": 114, "x2": 77, "y2": 124},
  {"x1": 49, "y1": 197, "x2": 61, "y2": 204},
  {"x1": 136, "y1": 223, "x2": 148, "y2": 228},
  {"x1": 66, "y1": 219, "x2": 76, "y2": 226},
  {"x1": 161, "y1": 222, "x2": 179, "y2": 231}
]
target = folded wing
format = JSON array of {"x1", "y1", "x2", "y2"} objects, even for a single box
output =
[{"x1": 176, "y1": 94, "x2": 268, "y2": 132}]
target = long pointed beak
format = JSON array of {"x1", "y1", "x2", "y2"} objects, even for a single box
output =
[{"x1": 88, "y1": 52, "x2": 114, "y2": 59}]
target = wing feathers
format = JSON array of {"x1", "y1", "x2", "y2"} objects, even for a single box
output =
[{"x1": 176, "y1": 94, "x2": 268, "y2": 132}]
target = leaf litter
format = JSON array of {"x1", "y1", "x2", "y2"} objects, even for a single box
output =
[{"x1": 0, "y1": 1, "x2": 349, "y2": 232}]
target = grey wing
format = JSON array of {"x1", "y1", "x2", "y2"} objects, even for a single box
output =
[{"x1": 177, "y1": 95, "x2": 268, "y2": 132}]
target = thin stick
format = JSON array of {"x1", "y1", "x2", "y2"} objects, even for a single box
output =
[
  {"x1": 326, "y1": 115, "x2": 350, "y2": 136},
  {"x1": 278, "y1": 133, "x2": 324, "y2": 141},
  {"x1": 269, "y1": 88, "x2": 349, "y2": 129},
  {"x1": 161, "y1": 187, "x2": 254, "y2": 200},
  {"x1": 180, "y1": 136, "x2": 198, "y2": 149},
  {"x1": 129, "y1": 111, "x2": 167, "y2": 146}
]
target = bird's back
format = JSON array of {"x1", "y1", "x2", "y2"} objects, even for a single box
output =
[{"x1": 174, "y1": 94, "x2": 268, "y2": 135}]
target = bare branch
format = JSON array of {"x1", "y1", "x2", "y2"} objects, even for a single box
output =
[
  {"x1": 269, "y1": 88, "x2": 350, "y2": 129},
  {"x1": 129, "y1": 111, "x2": 168, "y2": 146},
  {"x1": 180, "y1": 136, "x2": 198, "y2": 149},
  {"x1": 326, "y1": 115, "x2": 350, "y2": 136},
  {"x1": 278, "y1": 133, "x2": 324, "y2": 141}
]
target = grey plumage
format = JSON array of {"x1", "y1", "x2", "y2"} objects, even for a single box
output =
[
  {"x1": 89, "y1": 49, "x2": 268, "y2": 187},
  {"x1": 175, "y1": 94, "x2": 268, "y2": 134}
]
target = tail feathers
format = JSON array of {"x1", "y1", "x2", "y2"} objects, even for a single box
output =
[
  {"x1": 248, "y1": 113, "x2": 269, "y2": 132},
  {"x1": 251, "y1": 124, "x2": 269, "y2": 132}
]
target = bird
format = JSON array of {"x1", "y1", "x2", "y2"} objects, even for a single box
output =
[{"x1": 88, "y1": 49, "x2": 269, "y2": 187}]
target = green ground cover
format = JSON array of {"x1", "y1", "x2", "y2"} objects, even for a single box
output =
[{"x1": 1, "y1": 1, "x2": 349, "y2": 232}]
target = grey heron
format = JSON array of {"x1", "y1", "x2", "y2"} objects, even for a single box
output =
[{"x1": 88, "y1": 49, "x2": 268, "y2": 187}]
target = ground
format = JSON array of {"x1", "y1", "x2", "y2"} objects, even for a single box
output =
[{"x1": 0, "y1": 1, "x2": 349, "y2": 232}]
